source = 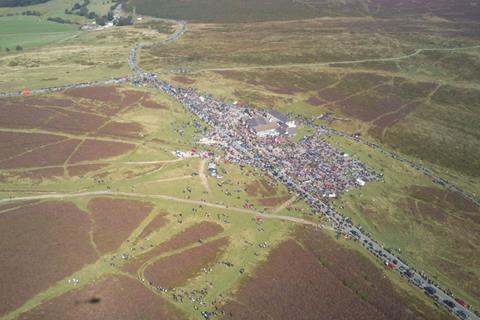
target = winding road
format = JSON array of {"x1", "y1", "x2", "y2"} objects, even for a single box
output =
[{"x1": 0, "y1": 17, "x2": 478, "y2": 320}]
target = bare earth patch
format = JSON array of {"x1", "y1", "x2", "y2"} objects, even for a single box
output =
[
  {"x1": 68, "y1": 164, "x2": 108, "y2": 177},
  {"x1": 305, "y1": 96, "x2": 325, "y2": 106},
  {"x1": 97, "y1": 122, "x2": 144, "y2": 138},
  {"x1": 172, "y1": 76, "x2": 196, "y2": 84},
  {"x1": 0, "y1": 201, "x2": 96, "y2": 316},
  {"x1": 0, "y1": 139, "x2": 81, "y2": 169},
  {"x1": 137, "y1": 211, "x2": 170, "y2": 240},
  {"x1": 65, "y1": 86, "x2": 123, "y2": 104},
  {"x1": 69, "y1": 139, "x2": 135, "y2": 163},
  {"x1": 258, "y1": 194, "x2": 291, "y2": 207},
  {"x1": 224, "y1": 229, "x2": 447, "y2": 320},
  {"x1": 87, "y1": 197, "x2": 154, "y2": 254},
  {"x1": 223, "y1": 239, "x2": 387, "y2": 320},
  {"x1": 0, "y1": 132, "x2": 64, "y2": 161},
  {"x1": 141, "y1": 99, "x2": 167, "y2": 109},
  {"x1": 19, "y1": 275, "x2": 185, "y2": 320},
  {"x1": 144, "y1": 237, "x2": 229, "y2": 288},
  {"x1": 123, "y1": 221, "x2": 224, "y2": 274}
]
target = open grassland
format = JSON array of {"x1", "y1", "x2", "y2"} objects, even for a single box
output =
[
  {"x1": 326, "y1": 133, "x2": 480, "y2": 310},
  {"x1": 127, "y1": 0, "x2": 480, "y2": 22},
  {"x1": 141, "y1": 17, "x2": 480, "y2": 185},
  {"x1": 0, "y1": 24, "x2": 167, "y2": 91},
  {"x1": 0, "y1": 0, "x2": 112, "y2": 23},
  {"x1": 0, "y1": 15, "x2": 79, "y2": 50},
  {"x1": 0, "y1": 85, "x2": 449, "y2": 320},
  {"x1": 0, "y1": 85, "x2": 291, "y2": 319},
  {"x1": 223, "y1": 227, "x2": 449, "y2": 320},
  {"x1": 135, "y1": 17, "x2": 480, "y2": 311}
]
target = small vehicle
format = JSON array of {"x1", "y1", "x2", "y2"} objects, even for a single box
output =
[
  {"x1": 424, "y1": 286, "x2": 436, "y2": 296},
  {"x1": 442, "y1": 299, "x2": 456, "y2": 309},
  {"x1": 454, "y1": 310, "x2": 468, "y2": 320},
  {"x1": 412, "y1": 276, "x2": 423, "y2": 287}
]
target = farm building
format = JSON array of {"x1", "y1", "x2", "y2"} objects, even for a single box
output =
[
  {"x1": 253, "y1": 123, "x2": 279, "y2": 137},
  {"x1": 267, "y1": 110, "x2": 296, "y2": 128}
]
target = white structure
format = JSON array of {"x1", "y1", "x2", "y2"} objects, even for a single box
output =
[
  {"x1": 267, "y1": 110, "x2": 296, "y2": 128},
  {"x1": 254, "y1": 123, "x2": 279, "y2": 137},
  {"x1": 356, "y1": 178, "x2": 366, "y2": 186}
]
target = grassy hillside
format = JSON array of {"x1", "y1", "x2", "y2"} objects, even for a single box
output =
[
  {"x1": 0, "y1": 0, "x2": 113, "y2": 23},
  {"x1": 0, "y1": 15, "x2": 79, "y2": 50},
  {"x1": 0, "y1": 23, "x2": 168, "y2": 91},
  {"x1": 140, "y1": 18, "x2": 480, "y2": 180},
  {"x1": 127, "y1": 0, "x2": 480, "y2": 22},
  {"x1": 136, "y1": 18, "x2": 480, "y2": 306}
]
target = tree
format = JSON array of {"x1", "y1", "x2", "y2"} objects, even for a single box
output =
[
  {"x1": 5, "y1": 47, "x2": 10, "y2": 52},
  {"x1": 87, "y1": 11, "x2": 96, "y2": 19},
  {"x1": 15, "y1": 45, "x2": 23, "y2": 51},
  {"x1": 72, "y1": 2, "x2": 81, "y2": 10},
  {"x1": 95, "y1": 15, "x2": 107, "y2": 25},
  {"x1": 78, "y1": 6, "x2": 88, "y2": 16},
  {"x1": 115, "y1": 15, "x2": 133, "y2": 26}
]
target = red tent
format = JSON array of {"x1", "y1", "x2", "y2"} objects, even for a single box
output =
[{"x1": 22, "y1": 90, "x2": 30, "y2": 96}]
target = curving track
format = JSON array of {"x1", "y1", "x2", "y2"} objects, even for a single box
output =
[{"x1": 0, "y1": 18, "x2": 478, "y2": 320}]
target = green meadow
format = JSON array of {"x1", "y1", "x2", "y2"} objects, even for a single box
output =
[{"x1": 0, "y1": 15, "x2": 79, "y2": 50}]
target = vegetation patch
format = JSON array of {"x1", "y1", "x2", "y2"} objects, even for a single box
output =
[
  {"x1": 0, "y1": 201, "x2": 96, "y2": 316},
  {"x1": 20, "y1": 275, "x2": 185, "y2": 320},
  {"x1": 87, "y1": 197, "x2": 154, "y2": 254},
  {"x1": 144, "y1": 237, "x2": 229, "y2": 288},
  {"x1": 0, "y1": 15, "x2": 78, "y2": 50}
]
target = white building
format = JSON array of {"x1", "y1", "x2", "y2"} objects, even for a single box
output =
[
  {"x1": 253, "y1": 123, "x2": 279, "y2": 137},
  {"x1": 267, "y1": 110, "x2": 296, "y2": 128}
]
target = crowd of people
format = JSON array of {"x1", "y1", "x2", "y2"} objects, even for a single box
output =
[
  {"x1": 0, "y1": 16, "x2": 476, "y2": 318},
  {"x1": 145, "y1": 77, "x2": 477, "y2": 320},
  {"x1": 294, "y1": 115, "x2": 479, "y2": 208}
]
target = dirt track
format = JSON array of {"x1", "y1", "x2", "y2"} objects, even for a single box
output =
[{"x1": 0, "y1": 190, "x2": 333, "y2": 231}]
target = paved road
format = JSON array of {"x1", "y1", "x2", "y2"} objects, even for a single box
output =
[{"x1": 0, "y1": 17, "x2": 477, "y2": 320}]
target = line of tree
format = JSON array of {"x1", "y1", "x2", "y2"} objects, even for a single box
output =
[
  {"x1": 2, "y1": 45, "x2": 23, "y2": 52},
  {"x1": 115, "y1": 15, "x2": 132, "y2": 26},
  {"x1": 0, "y1": 0, "x2": 49, "y2": 7},
  {"x1": 21, "y1": 10, "x2": 41, "y2": 15},
  {"x1": 64, "y1": 0, "x2": 90, "y2": 16},
  {"x1": 47, "y1": 16, "x2": 76, "y2": 24},
  {"x1": 63, "y1": 0, "x2": 132, "y2": 27}
]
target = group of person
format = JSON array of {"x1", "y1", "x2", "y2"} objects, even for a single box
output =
[{"x1": 143, "y1": 78, "x2": 477, "y2": 320}]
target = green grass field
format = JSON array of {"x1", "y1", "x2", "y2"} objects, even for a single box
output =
[
  {"x1": 0, "y1": 24, "x2": 169, "y2": 91},
  {"x1": 325, "y1": 133, "x2": 480, "y2": 309},
  {"x1": 0, "y1": 15, "x2": 79, "y2": 50},
  {"x1": 0, "y1": 84, "x2": 450, "y2": 319},
  {"x1": 133, "y1": 17, "x2": 480, "y2": 310},
  {"x1": 0, "y1": 0, "x2": 113, "y2": 22},
  {"x1": 0, "y1": 1, "x2": 479, "y2": 317}
]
